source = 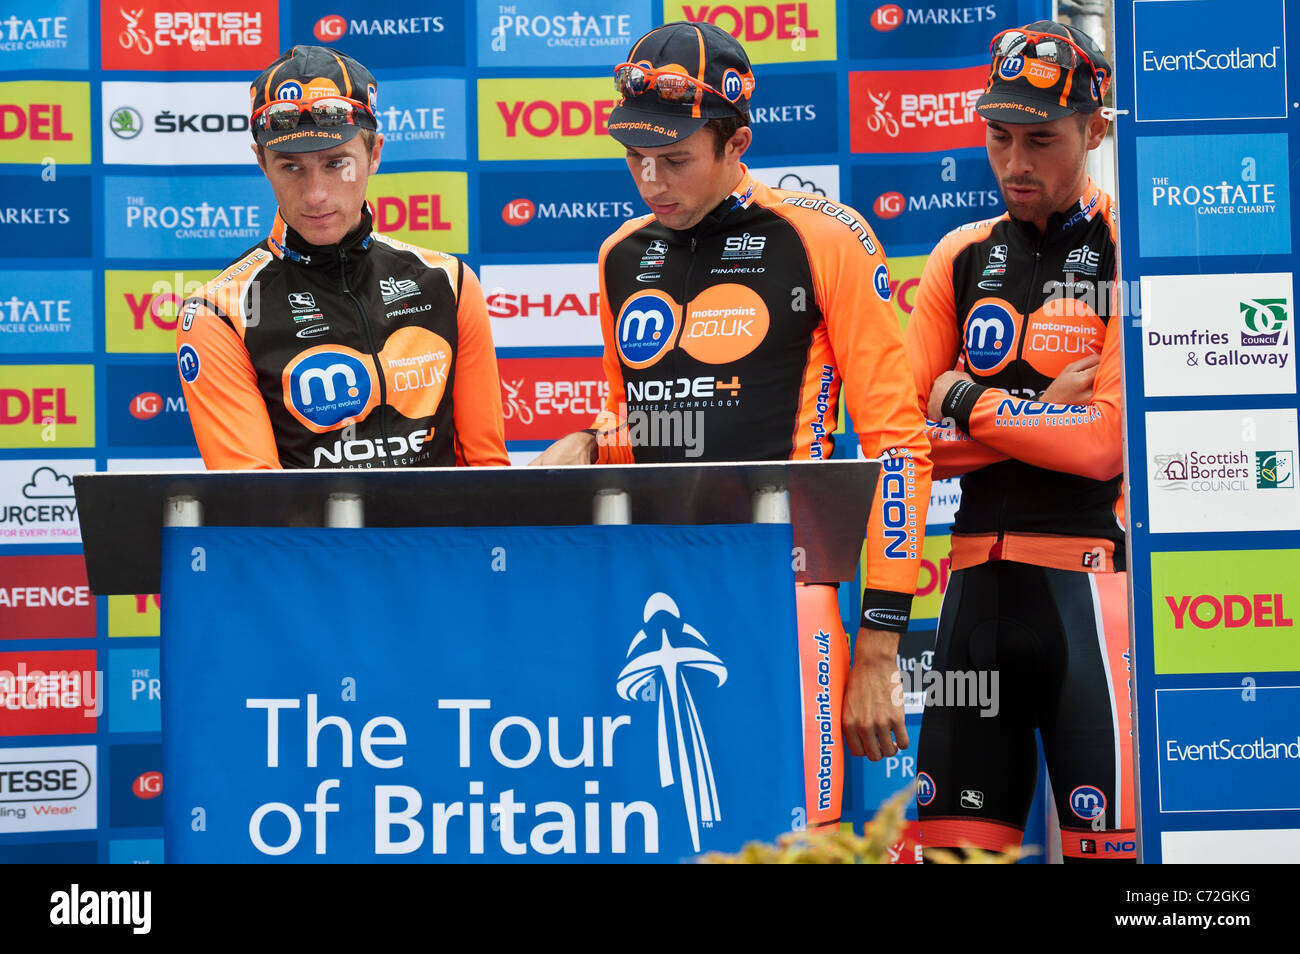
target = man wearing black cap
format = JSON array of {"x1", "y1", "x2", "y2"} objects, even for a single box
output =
[
  {"x1": 534, "y1": 22, "x2": 933, "y2": 834},
  {"x1": 904, "y1": 21, "x2": 1133, "y2": 861},
  {"x1": 177, "y1": 46, "x2": 507, "y2": 470}
]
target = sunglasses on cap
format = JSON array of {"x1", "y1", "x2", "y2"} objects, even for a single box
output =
[
  {"x1": 613, "y1": 62, "x2": 747, "y2": 117},
  {"x1": 252, "y1": 96, "x2": 374, "y2": 133},
  {"x1": 990, "y1": 28, "x2": 1110, "y2": 100}
]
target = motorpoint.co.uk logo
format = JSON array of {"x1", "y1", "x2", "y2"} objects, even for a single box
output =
[
  {"x1": 478, "y1": 77, "x2": 624, "y2": 161},
  {"x1": 0, "y1": 81, "x2": 89, "y2": 165},
  {"x1": 849, "y1": 66, "x2": 986, "y2": 154},
  {"x1": 853, "y1": 2, "x2": 1014, "y2": 59},
  {"x1": 283, "y1": 347, "x2": 377, "y2": 432},
  {"x1": 664, "y1": 0, "x2": 836, "y2": 63},
  {"x1": 1134, "y1": 0, "x2": 1287, "y2": 122},
  {"x1": 616, "y1": 293, "x2": 679, "y2": 368},
  {"x1": 365, "y1": 171, "x2": 468, "y2": 254},
  {"x1": 476, "y1": 0, "x2": 650, "y2": 67},
  {"x1": 962, "y1": 302, "x2": 1016, "y2": 373},
  {"x1": 293, "y1": 0, "x2": 462, "y2": 65},
  {"x1": 99, "y1": 0, "x2": 279, "y2": 71}
]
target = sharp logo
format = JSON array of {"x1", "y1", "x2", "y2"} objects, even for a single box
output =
[{"x1": 616, "y1": 592, "x2": 727, "y2": 854}]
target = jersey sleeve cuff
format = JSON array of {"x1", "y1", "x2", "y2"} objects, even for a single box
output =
[
  {"x1": 941, "y1": 379, "x2": 987, "y2": 432},
  {"x1": 860, "y1": 589, "x2": 913, "y2": 633}
]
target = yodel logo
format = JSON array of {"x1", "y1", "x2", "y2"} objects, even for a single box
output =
[
  {"x1": 1165, "y1": 592, "x2": 1293, "y2": 629},
  {"x1": 616, "y1": 294, "x2": 676, "y2": 367},
  {"x1": 616, "y1": 592, "x2": 727, "y2": 854}
]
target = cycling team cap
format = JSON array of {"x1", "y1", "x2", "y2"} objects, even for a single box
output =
[
  {"x1": 976, "y1": 20, "x2": 1112, "y2": 124},
  {"x1": 250, "y1": 45, "x2": 378, "y2": 153},
  {"x1": 608, "y1": 21, "x2": 755, "y2": 148}
]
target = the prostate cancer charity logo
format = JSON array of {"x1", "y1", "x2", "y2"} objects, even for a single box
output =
[{"x1": 616, "y1": 593, "x2": 727, "y2": 854}]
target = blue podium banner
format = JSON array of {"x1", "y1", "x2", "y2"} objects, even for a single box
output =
[{"x1": 161, "y1": 524, "x2": 802, "y2": 862}]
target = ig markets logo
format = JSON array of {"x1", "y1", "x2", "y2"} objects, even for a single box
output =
[
  {"x1": 314, "y1": 15, "x2": 347, "y2": 41},
  {"x1": 616, "y1": 294, "x2": 676, "y2": 368},
  {"x1": 283, "y1": 348, "x2": 374, "y2": 431},
  {"x1": 871, "y1": 4, "x2": 903, "y2": 31},
  {"x1": 1070, "y1": 784, "x2": 1106, "y2": 821},
  {"x1": 874, "y1": 191, "x2": 904, "y2": 219},
  {"x1": 502, "y1": 198, "x2": 535, "y2": 226},
  {"x1": 963, "y1": 302, "x2": 1016, "y2": 372}
]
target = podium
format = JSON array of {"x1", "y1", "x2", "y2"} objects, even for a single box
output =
[{"x1": 77, "y1": 460, "x2": 879, "y2": 862}]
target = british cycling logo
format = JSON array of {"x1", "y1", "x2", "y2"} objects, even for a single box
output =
[
  {"x1": 963, "y1": 302, "x2": 1015, "y2": 371},
  {"x1": 285, "y1": 349, "x2": 372, "y2": 428},
  {"x1": 616, "y1": 294, "x2": 676, "y2": 366},
  {"x1": 616, "y1": 592, "x2": 727, "y2": 854}
]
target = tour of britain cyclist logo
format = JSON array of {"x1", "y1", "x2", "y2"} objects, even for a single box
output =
[
  {"x1": 616, "y1": 592, "x2": 728, "y2": 854},
  {"x1": 963, "y1": 302, "x2": 1016, "y2": 373},
  {"x1": 283, "y1": 347, "x2": 375, "y2": 431},
  {"x1": 616, "y1": 294, "x2": 677, "y2": 368}
]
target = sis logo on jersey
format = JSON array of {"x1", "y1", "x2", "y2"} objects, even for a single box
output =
[
  {"x1": 283, "y1": 347, "x2": 376, "y2": 431},
  {"x1": 963, "y1": 301, "x2": 1017, "y2": 373},
  {"x1": 616, "y1": 294, "x2": 678, "y2": 368}
]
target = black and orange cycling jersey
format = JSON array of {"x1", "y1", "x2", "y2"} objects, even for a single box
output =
[
  {"x1": 906, "y1": 179, "x2": 1132, "y2": 860},
  {"x1": 591, "y1": 165, "x2": 932, "y2": 625},
  {"x1": 177, "y1": 204, "x2": 508, "y2": 470},
  {"x1": 905, "y1": 178, "x2": 1123, "y2": 573}
]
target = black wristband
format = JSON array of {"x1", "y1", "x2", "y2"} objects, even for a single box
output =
[
  {"x1": 860, "y1": 588, "x2": 913, "y2": 633},
  {"x1": 940, "y1": 379, "x2": 986, "y2": 432}
]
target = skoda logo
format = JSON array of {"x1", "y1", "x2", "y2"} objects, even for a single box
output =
[{"x1": 109, "y1": 106, "x2": 143, "y2": 140}]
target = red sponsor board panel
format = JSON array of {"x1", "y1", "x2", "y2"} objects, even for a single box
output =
[
  {"x1": 100, "y1": 0, "x2": 278, "y2": 71},
  {"x1": 0, "y1": 555, "x2": 94, "y2": 639},
  {"x1": 865, "y1": 819, "x2": 923, "y2": 864},
  {"x1": 0, "y1": 649, "x2": 97, "y2": 736},
  {"x1": 497, "y1": 357, "x2": 608, "y2": 442},
  {"x1": 849, "y1": 66, "x2": 987, "y2": 154}
]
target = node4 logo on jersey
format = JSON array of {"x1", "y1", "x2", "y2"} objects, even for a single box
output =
[{"x1": 1134, "y1": 0, "x2": 1287, "y2": 122}]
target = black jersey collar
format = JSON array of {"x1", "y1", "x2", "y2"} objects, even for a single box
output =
[{"x1": 267, "y1": 202, "x2": 375, "y2": 269}]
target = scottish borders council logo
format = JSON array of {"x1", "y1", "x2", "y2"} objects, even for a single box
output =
[{"x1": 616, "y1": 592, "x2": 727, "y2": 854}]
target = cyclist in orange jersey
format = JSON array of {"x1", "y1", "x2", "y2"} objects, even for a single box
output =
[
  {"x1": 177, "y1": 46, "x2": 507, "y2": 470},
  {"x1": 904, "y1": 21, "x2": 1134, "y2": 862},
  {"x1": 533, "y1": 21, "x2": 933, "y2": 833}
]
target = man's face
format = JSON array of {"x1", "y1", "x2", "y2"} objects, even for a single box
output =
[
  {"x1": 256, "y1": 133, "x2": 383, "y2": 247},
  {"x1": 622, "y1": 125, "x2": 751, "y2": 232},
  {"x1": 985, "y1": 112, "x2": 1106, "y2": 232}
]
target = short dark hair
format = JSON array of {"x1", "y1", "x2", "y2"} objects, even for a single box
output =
[{"x1": 704, "y1": 114, "x2": 750, "y2": 158}]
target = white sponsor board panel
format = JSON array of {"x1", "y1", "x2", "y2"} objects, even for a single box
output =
[
  {"x1": 1141, "y1": 272, "x2": 1295, "y2": 396},
  {"x1": 749, "y1": 164, "x2": 842, "y2": 201},
  {"x1": 1162, "y1": 828, "x2": 1300, "y2": 863},
  {"x1": 0, "y1": 744, "x2": 97, "y2": 833},
  {"x1": 102, "y1": 82, "x2": 251, "y2": 165},
  {"x1": 0, "y1": 459, "x2": 94, "y2": 545},
  {"x1": 1145, "y1": 409, "x2": 1300, "y2": 532},
  {"x1": 481, "y1": 262, "x2": 602, "y2": 348}
]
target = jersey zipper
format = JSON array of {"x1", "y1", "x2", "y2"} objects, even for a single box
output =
[{"x1": 339, "y1": 246, "x2": 391, "y2": 467}]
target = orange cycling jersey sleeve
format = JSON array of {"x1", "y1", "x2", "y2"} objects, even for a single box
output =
[
  {"x1": 590, "y1": 220, "x2": 638, "y2": 465},
  {"x1": 450, "y1": 264, "x2": 509, "y2": 466},
  {"x1": 178, "y1": 271, "x2": 282, "y2": 470},
  {"x1": 905, "y1": 228, "x2": 1010, "y2": 480}
]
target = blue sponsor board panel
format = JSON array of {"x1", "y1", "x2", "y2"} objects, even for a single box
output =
[
  {"x1": 109, "y1": 838, "x2": 163, "y2": 864},
  {"x1": 109, "y1": 744, "x2": 163, "y2": 829},
  {"x1": 0, "y1": 841, "x2": 97, "y2": 863},
  {"x1": 375, "y1": 78, "x2": 468, "y2": 163},
  {"x1": 162, "y1": 525, "x2": 803, "y2": 862},
  {"x1": 0, "y1": 175, "x2": 92, "y2": 258},
  {"x1": 1135, "y1": 134, "x2": 1291, "y2": 258},
  {"x1": 0, "y1": 0, "x2": 89, "y2": 71},
  {"x1": 475, "y1": 0, "x2": 650, "y2": 67},
  {"x1": 1156, "y1": 686, "x2": 1300, "y2": 813},
  {"x1": 106, "y1": 364, "x2": 198, "y2": 449},
  {"x1": 0, "y1": 270, "x2": 93, "y2": 354},
  {"x1": 851, "y1": 156, "x2": 1002, "y2": 250},
  {"x1": 743, "y1": 71, "x2": 839, "y2": 158},
  {"x1": 289, "y1": 0, "x2": 465, "y2": 67},
  {"x1": 1133, "y1": 0, "x2": 1287, "y2": 121},
  {"x1": 480, "y1": 169, "x2": 642, "y2": 254},
  {"x1": 109, "y1": 648, "x2": 161, "y2": 734},
  {"x1": 103, "y1": 175, "x2": 277, "y2": 261},
  {"x1": 849, "y1": 0, "x2": 1046, "y2": 61}
]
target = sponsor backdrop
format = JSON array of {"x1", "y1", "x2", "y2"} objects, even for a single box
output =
[
  {"x1": 1117, "y1": 0, "x2": 1300, "y2": 861},
  {"x1": 0, "y1": 0, "x2": 1050, "y2": 862}
]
